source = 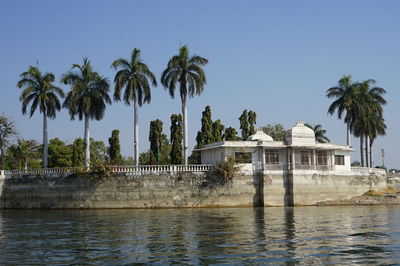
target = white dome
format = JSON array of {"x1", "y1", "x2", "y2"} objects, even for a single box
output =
[
  {"x1": 285, "y1": 121, "x2": 315, "y2": 145},
  {"x1": 247, "y1": 130, "x2": 274, "y2": 141}
]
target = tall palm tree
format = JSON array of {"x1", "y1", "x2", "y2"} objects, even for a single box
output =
[
  {"x1": 351, "y1": 80, "x2": 386, "y2": 167},
  {"x1": 17, "y1": 66, "x2": 64, "y2": 168},
  {"x1": 62, "y1": 58, "x2": 111, "y2": 167},
  {"x1": 326, "y1": 75, "x2": 358, "y2": 147},
  {"x1": 111, "y1": 48, "x2": 157, "y2": 165},
  {"x1": 305, "y1": 124, "x2": 330, "y2": 143},
  {"x1": 161, "y1": 45, "x2": 208, "y2": 165}
]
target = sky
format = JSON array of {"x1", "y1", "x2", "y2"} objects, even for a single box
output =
[{"x1": 0, "y1": 0, "x2": 399, "y2": 168}]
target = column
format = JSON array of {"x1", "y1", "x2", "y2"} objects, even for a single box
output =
[
  {"x1": 313, "y1": 149, "x2": 316, "y2": 170},
  {"x1": 292, "y1": 148, "x2": 295, "y2": 170}
]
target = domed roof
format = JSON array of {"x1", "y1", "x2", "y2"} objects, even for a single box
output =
[
  {"x1": 285, "y1": 121, "x2": 315, "y2": 145},
  {"x1": 247, "y1": 130, "x2": 274, "y2": 141}
]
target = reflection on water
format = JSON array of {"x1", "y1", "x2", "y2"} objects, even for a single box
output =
[{"x1": 0, "y1": 206, "x2": 399, "y2": 264}]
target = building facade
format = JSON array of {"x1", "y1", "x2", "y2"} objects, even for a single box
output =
[{"x1": 197, "y1": 121, "x2": 354, "y2": 174}]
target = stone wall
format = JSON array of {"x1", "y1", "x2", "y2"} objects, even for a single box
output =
[{"x1": 0, "y1": 170, "x2": 387, "y2": 209}]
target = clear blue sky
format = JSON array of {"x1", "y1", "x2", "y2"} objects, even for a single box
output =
[{"x1": 1, "y1": 1, "x2": 399, "y2": 168}]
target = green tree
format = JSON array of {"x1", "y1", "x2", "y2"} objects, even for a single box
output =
[
  {"x1": 161, "y1": 45, "x2": 208, "y2": 166},
  {"x1": 326, "y1": 75, "x2": 358, "y2": 147},
  {"x1": 305, "y1": 124, "x2": 330, "y2": 143},
  {"x1": 170, "y1": 114, "x2": 183, "y2": 164},
  {"x1": 48, "y1": 138, "x2": 72, "y2": 167},
  {"x1": 248, "y1": 111, "x2": 257, "y2": 136},
  {"x1": 71, "y1": 138, "x2": 84, "y2": 167},
  {"x1": 111, "y1": 48, "x2": 157, "y2": 165},
  {"x1": 108, "y1": 129, "x2": 123, "y2": 164},
  {"x1": 239, "y1": 110, "x2": 249, "y2": 140},
  {"x1": 200, "y1": 106, "x2": 214, "y2": 145},
  {"x1": 212, "y1": 119, "x2": 225, "y2": 142},
  {"x1": 90, "y1": 139, "x2": 107, "y2": 164},
  {"x1": 224, "y1": 127, "x2": 239, "y2": 141},
  {"x1": 261, "y1": 124, "x2": 286, "y2": 141},
  {"x1": 12, "y1": 139, "x2": 40, "y2": 170},
  {"x1": 62, "y1": 58, "x2": 111, "y2": 167},
  {"x1": 0, "y1": 115, "x2": 17, "y2": 169},
  {"x1": 149, "y1": 119, "x2": 164, "y2": 164},
  {"x1": 17, "y1": 66, "x2": 64, "y2": 168}
]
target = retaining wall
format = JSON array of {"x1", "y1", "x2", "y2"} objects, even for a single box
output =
[{"x1": 0, "y1": 170, "x2": 387, "y2": 209}]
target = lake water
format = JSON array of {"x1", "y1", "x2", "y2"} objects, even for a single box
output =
[{"x1": 0, "y1": 206, "x2": 400, "y2": 264}]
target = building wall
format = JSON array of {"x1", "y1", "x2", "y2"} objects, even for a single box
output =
[
  {"x1": 333, "y1": 150, "x2": 351, "y2": 172},
  {"x1": 0, "y1": 169, "x2": 387, "y2": 209}
]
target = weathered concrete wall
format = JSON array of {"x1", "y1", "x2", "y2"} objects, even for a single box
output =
[{"x1": 0, "y1": 170, "x2": 387, "y2": 209}]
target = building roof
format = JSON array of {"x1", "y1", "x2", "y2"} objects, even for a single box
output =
[
  {"x1": 285, "y1": 120, "x2": 316, "y2": 146},
  {"x1": 194, "y1": 120, "x2": 354, "y2": 152},
  {"x1": 247, "y1": 130, "x2": 273, "y2": 141}
]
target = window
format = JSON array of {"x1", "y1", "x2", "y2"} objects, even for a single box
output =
[
  {"x1": 335, "y1": 155, "x2": 345, "y2": 165},
  {"x1": 317, "y1": 151, "x2": 328, "y2": 165},
  {"x1": 300, "y1": 151, "x2": 311, "y2": 165},
  {"x1": 265, "y1": 150, "x2": 279, "y2": 164},
  {"x1": 235, "y1": 152, "x2": 252, "y2": 163}
]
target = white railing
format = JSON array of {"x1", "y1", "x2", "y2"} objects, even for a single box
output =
[
  {"x1": 111, "y1": 164, "x2": 212, "y2": 174},
  {"x1": 2, "y1": 164, "x2": 212, "y2": 178}
]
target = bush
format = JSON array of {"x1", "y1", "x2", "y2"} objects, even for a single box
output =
[{"x1": 205, "y1": 157, "x2": 241, "y2": 187}]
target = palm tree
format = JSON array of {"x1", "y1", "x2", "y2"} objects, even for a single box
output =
[
  {"x1": 12, "y1": 139, "x2": 39, "y2": 170},
  {"x1": 62, "y1": 58, "x2": 111, "y2": 167},
  {"x1": 305, "y1": 124, "x2": 330, "y2": 143},
  {"x1": 17, "y1": 66, "x2": 64, "y2": 168},
  {"x1": 111, "y1": 48, "x2": 157, "y2": 165},
  {"x1": 161, "y1": 45, "x2": 208, "y2": 165},
  {"x1": 351, "y1": 80, "x2": 386, "y2": 167},
  {"x1": 326, "y1": 75, "x2": 358, "y2": 147}
]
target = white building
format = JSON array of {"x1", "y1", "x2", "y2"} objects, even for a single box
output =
[{"x1": 196, "y1": 121, "x2": 354, "y2": 174}]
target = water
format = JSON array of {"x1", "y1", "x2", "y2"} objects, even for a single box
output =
[{"x1": 0, "y1": 206, "x2": 400, "y2": 264}]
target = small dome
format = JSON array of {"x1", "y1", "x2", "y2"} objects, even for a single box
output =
[
  {"x1": 247, "y1": 130, "x2": 274, "y2": 141},
  {"x1": 285, "y1": 120, "x2": 315, "y2": 145}
]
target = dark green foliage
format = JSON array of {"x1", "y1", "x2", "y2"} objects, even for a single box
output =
[
  {"x1": 112, "y1": 48, "x2": 157, "y2": 106},
  {"x1": 239, "y1": 109, "x2": 257, "y2": 140},
  {"x1": 170, "y1": 114, "x2": 183, "y2": 164},
  {"x1": 212, "y1": 119, "x2": 225, "y2": 142},
  {"x1": 62, "y1": 58, "x2": 111, "y2": 121},
  {"x1": 248, "y1": 111, "x2": 257, "y2": 136},
  {"x1": 48, "y1": 138, "x2": 72, "y2": 167},
  {"x1": 149, "y1": 119, "x2": 164, "y2": 164},
  {"x1": 239, "y1": 110, "x2": 249, "y2": 140},
  {"x1": 188, "y1": 132, "x2": 202, "y2": 164},
  {"x1": 108, "y1": 129, "x2": 123, "y2": 164},
  {"x1": 305, "y1": 124, "x2": 330, "y2": 143},
  {"x1": 261, "y1": 124, "x2": 286, "y2": 141},
  {"x1": 224, "y1": 127, "x2": 239, "y2": 141},
  {"x1": 17, "y1": 66, "x2": 64, "y2": 119},
  {"x1": 0, "y1": 115, "x2": 16, "y2": 169},
  {"x1": 200, "y1": 106, "x2": 214, "y2": 145},
  {"x1": 71, "y1": 138, "x2": 84, "y2": 167}
]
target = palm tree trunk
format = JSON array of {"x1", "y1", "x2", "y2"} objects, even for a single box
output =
[
  {"x1": 369, "y1": 138, "x2": 373, "y2": 167},
  {"x1": 182, "y1": 95, "x2": 188, "y2": 166},
  {"x1": 0, "y1": 148, "x2": 4, "y2": 169},
  {"x1": 24, "y1": 160, "x2": 28, "y2": 170},
  {"x1": 134, "y1": 101, "x2": 139, "y2": 166},
  {"x1": 43, "y1": 113, "x2": 48, "y2": 168},
  {"x1": 365, "y1": 136, "x2": 369, "y2": 168},
  {"x1": 360, "y1": 135, "x2": 364, "y2": 167},
  {"x1": 347, "y1": 123, "x2": 351, "y2": 147},
  {"x1": 84, "y1": 115, "x2": 90, "y2": 168}
]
